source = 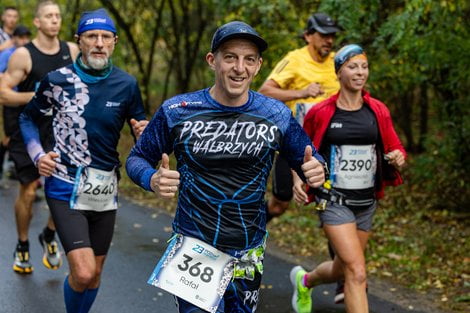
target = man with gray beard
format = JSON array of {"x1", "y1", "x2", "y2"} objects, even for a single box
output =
[{"x1": 19, "y1": 8, "x2": 148, "y2": 313}]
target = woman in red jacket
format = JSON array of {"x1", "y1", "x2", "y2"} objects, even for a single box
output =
[{"x1": 289, "y1": 44, "x2": 406, "y2": 313}]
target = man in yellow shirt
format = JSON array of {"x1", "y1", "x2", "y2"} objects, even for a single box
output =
[
  {"x1": 259, "y1": 12, "x2": 340, "y2": 219},
  {"x1": 259, "y1": 12, "x2": 346, "y2": 306}
]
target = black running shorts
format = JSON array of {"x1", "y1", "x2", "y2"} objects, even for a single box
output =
[
  {"x1": 3, "y1": 106, "x2": 22, "y2": 137},
  {"x1": 46, "y1": 197, "x2": 117, "y2": 256},
  {"x1": 8, "y1": 129, "x2": 40, "y2": 184},
  {"x1": 8, "y1": 115, "x2": 54, "y2": 185}
]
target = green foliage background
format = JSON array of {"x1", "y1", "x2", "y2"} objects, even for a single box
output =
[{"x1": 1, "y1": 0, "x2": 469, "y2": 310}]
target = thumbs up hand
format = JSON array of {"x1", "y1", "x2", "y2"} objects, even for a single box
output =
[
  {"x1": 130, "y1": 118, "x2": 149, "y2": 140},
  {"x1": 160, "y1": 153, "x2": 170, "y2": 170},
  {"x1": 301, "y1": 145, "x2": 325, "y2": 188},
  {"x1": 150, "y1": 153, "x2": 181, "y2": 198},
  {"x1": 303, "y1": 145, "x2": 313, "y2": 163}
]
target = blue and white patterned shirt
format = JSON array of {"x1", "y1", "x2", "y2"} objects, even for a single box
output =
[
  {"x1": 126, "y1": 88, "x2": 323, "y2": 252},
  {"x1": 19, "y1": 64, "x2": 145, "y2": 200}
]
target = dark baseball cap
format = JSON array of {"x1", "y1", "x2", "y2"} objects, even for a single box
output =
[
  {"x1": 211, "y1": 21, "x2": 268, "y2": 53},
  {"x1": 13, "y1": 25, "x2": 32, "y2": 37},
  {"x1": 306, "y1": 13, "x2": 340, "y2": 35}
]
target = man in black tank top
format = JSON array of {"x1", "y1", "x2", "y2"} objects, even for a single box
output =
[{"x1": 0, "y1": 0, "x2": 79, "y2": 275}]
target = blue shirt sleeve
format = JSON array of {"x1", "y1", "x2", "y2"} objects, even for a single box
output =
[
  {"x1": 125, "y1": 106, "x2": 172, "y2": 191},
  {"x1": 19, "y1": 76, "x2": 54, "y2": 164},
  {"x1": 0, "y1": 47, "x2": 15, "y2": 73}
]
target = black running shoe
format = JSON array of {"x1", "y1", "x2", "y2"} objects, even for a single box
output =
[{"x1": 334, "y1": 281, "x2": 345, "y2": 304}]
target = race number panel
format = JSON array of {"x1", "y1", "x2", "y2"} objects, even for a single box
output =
[
  {"x1": 331, "y1": 144, "x2": 377, "y2": 189},
  {"x1": 148, "y1": 235, "x2": 235, "y2": 313},
  {"x1": 71, "y1": 167, "x2": 118, "y2": 211}
]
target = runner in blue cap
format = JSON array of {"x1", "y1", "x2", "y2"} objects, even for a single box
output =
[
  {"x1": 126, "y1": 20, "x2": 325, "y2": 313},
  {"x1": 19, "y1": 7, "x2": 147, "y2": 313}
]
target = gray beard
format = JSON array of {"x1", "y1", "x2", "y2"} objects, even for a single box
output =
[{"x1": 87, "y1": 55, "x2": 108, "y2": 70}]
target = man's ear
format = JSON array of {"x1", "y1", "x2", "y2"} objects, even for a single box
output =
[
  {"x1": 33, "y1": 17, "x2": 40, "y2": 29},
  {"x1": 206, "y1": 52, "x2": 216, "y2": 71},
  {"x1": 74, "y1": 34, "x2": 80, "y2": 44},
  {"x1": 254, "y1": 57, "x2": 263, "y2": 76},
  {"x1": 304, "y1": 31, "x2": 314, "y2": 44}
]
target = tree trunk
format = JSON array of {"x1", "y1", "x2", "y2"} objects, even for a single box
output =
[
  {"x1": 417, "y1": 83, "x2": 428, "y2": 153},
  {"x1": 397, "y1": 92, "x2": 416, "y2": 152}
]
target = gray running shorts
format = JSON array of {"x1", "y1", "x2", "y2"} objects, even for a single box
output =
[{"x1": 318, "y1": 200, "x2": 377, "y2": 232}]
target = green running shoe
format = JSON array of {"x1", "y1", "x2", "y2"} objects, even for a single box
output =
[{"x1": 290, "y1": 265, "x2": 312, "y2": 313}]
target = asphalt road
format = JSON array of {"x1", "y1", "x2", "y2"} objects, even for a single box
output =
[{"x1": 0, "y1": 177, "x2": 445, "y2": 313}]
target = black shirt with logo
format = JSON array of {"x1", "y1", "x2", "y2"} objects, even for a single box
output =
[{"x1": 320, "y1": 105, "x2": 378, "y2": 201}]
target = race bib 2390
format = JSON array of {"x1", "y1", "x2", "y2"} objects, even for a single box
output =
[{"x1": 330, "y1": 144, "x2": 377, "y2": 189}]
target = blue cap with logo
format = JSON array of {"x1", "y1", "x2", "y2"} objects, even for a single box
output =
[
  {"x1": 76, "y1": 8, "x2": 116, "y2": 35},
  {"x1": 211, "y1": 21, "x2": 267, "y2": 53}
]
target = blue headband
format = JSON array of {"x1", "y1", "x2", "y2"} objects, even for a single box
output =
[
  {"x1": 334, "y1": 44, "x2": 365, "y2": 73},
  {"x1": 76, "y1": 8, "x2": 116, "y2": 35}
]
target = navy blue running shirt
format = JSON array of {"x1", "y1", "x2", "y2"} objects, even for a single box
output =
[
  {"x1": 126, "y1": 88, "x2": 324, "y2": 252},
  {"x1": 19, "y1": 64, "x2": 145, "y2": 199}
]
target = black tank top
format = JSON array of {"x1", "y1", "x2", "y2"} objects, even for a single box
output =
[
  {"x1": 11, "y1": 40, "x2": 73, "y2": 154},
  {"x1": 18, "y1": 40, "x2": 72, "y2": 92}
]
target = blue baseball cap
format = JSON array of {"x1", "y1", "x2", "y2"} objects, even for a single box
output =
[
  {"x1": 334, "y1": 44, "x2": 366, "y2": 73},
  {"x1": 211, "y1": 21, "x2": 267, "y2": 53},
  {"x1": 76, "y1": 8, "x2": 116, "y2": 35}
]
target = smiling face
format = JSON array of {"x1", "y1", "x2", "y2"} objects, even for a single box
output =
[
  {"x1": 337, "y1": 55, "x2": 369, "y2": 92},
  {"x1": 206, "y1": 38, "x2": 262, "y2": 107},
  {"x1": 77, "y1": 30, "x2": 116, "y2": 70}
]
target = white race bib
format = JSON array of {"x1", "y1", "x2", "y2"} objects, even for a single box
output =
[
  {"x1": 70, "y1": 167, "x2": 118, "y2": 211},
  {"x1": 148, "y1": 235, "x2": 235, "y2": 313},
  {"x1": 330, "y1": 144, "x2": 377, "y2": 189},
  {"x1": 295, "y1": 102, "x2": 315, "y2": 126}
]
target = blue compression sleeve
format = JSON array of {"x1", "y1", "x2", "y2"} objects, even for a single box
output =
[
  {"x1": 79, "y1": 287, "x2": 99, "y2": 313},
  {"x1": 64, "y1": 276, "x2": 86, "y2": 313}
]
